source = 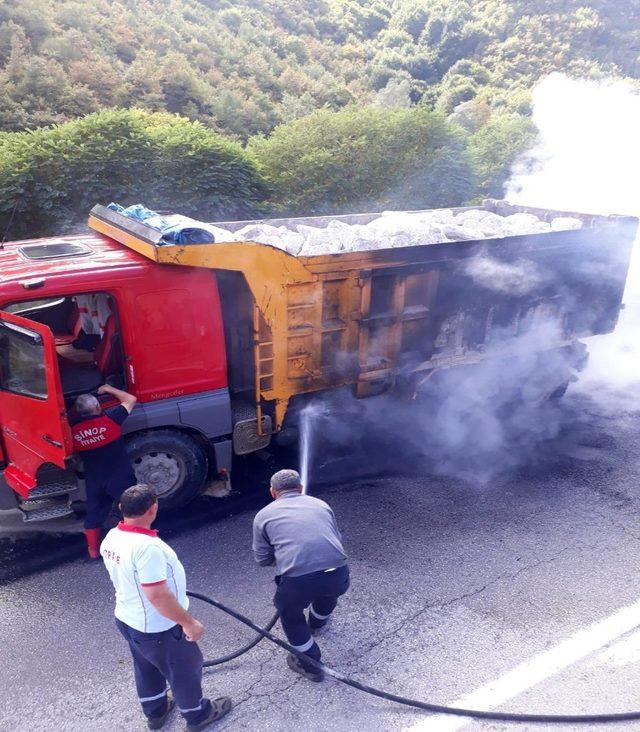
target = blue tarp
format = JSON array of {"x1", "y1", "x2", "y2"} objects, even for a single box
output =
[{"x1": 107, "y1": 203, "x2": 216, "y2": 245}]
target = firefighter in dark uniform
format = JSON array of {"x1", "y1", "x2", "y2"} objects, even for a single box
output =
[
  {"x1": 71, "y1": 384, "x2": 137, "y2": 559},
  {"x1": 252, "y1": 469, "x2": 350, "y2": 682}
]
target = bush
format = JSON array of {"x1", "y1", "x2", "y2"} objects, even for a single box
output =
[
  {"x1": 0, "y1": 108, "x2": 268, "y2": 239},
  {"x1": 249, "y1": 106, "x2": 476, "y2": 215},
  {"x1": 467, "y1": 112, "x2": 536, "y2": 198}
]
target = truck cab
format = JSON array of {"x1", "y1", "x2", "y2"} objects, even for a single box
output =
[{"x1": 0, "y1": 233, "x2": 233, "y2": 521}]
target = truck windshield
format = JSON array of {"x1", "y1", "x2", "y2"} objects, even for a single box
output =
[{"x1": 0, "y1": 321, "x2": 47, "y2": 399}]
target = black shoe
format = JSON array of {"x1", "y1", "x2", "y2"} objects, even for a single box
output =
[
  {"x1": 308, "y1": 614, "x2": 328, "y2": 632},
  {"x1": 147, "y1": 697, "x2": 175, "y2": 729},
  {"x1": 286, "y1": 653, "x2": 324, "y2": 682},
  {"x1": 186, "y1": 697, "x2": 232, "y2": 731}
]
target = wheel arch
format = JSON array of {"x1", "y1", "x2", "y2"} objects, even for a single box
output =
[{"x1": 121, "y1": 390, "x2": 233, "y2": 476}]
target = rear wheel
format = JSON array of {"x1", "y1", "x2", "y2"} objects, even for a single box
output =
[{"x1": 125, "y1": 430, "x2": 208, "y2": 509}]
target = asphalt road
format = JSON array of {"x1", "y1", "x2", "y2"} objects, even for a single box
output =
[{"x1": 3, "y1": 383, "x2": 640, "y2": 732}]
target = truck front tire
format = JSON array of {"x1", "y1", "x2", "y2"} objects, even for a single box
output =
[{"x1": 125, "y1": 430, "x2": 208, "y2": 510}]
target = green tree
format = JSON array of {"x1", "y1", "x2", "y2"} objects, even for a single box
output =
[
  {"x1": 391, "y1": 0, "x2": 431, "y2": 40},
  {"x1": 448, "y1": 98, "x2": 491, "y2": 133},
  {"x1": 2, "y1": 0, "x2": 640, "y2": 137},
  {"x1": 0, "y1": 109, "x2": 268, "y2": 239},
  {"x1": 467, "y1": 112, "x2": 536, "y2": 198},
  {"x1": 116, "y1": 50, "x2": 165, "y2": 110},
  {"x1": 249, "y1": 105, "x2": 476, "y2": 215}
]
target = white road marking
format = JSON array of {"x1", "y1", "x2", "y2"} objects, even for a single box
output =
[
  {"x1": 404, "y1": 597, "x2": 640, "y2": 732},
  {"x1": 595, "y1": 627, "x2": 640, "y2": 668}
]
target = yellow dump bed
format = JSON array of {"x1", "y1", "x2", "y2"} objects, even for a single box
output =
[{"x1": 88, "y1": 202, "x2": 637, "y2": 431}]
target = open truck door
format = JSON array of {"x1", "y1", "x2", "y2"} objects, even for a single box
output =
[{"x1": 0, "y1": 311, "x2": 72, "y2": 498}]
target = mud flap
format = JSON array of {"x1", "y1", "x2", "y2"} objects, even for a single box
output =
[{"x1": 233, "y1": 415, "x2": 273, "y2": 455}]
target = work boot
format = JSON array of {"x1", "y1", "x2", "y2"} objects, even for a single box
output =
[
  {"x1": 186, "y1": 697, "x2": 232, "y2": 731},
  {"x1": 147, "y1": 697, "x2": 175, "y2": 729},
  {"x1": 83, "y1": 528, "x2": 102, "y2": 559},
  {"x1": 286, "y1": 653, "x2": 324, "y2": 682}
]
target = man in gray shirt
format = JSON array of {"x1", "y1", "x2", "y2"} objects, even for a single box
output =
[{"x1": 252, "y1": 469, "x2": 349, "y2": 682}]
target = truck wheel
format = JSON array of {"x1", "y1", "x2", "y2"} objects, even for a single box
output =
[{"x1": 125, "y1": 430, "x2": 208, "y2": 510}]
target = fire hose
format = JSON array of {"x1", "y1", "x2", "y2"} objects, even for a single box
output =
[{"x1": 188, "y1": 590, "x2": 640, "y2": 724}]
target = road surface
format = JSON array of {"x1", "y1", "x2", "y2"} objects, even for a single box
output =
[{"x1": 3, "y1": 386, "x2": 640, "y2": 731}]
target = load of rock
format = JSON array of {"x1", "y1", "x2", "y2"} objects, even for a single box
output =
[{"x1": 200, "y1": 208, "x2": 583, "y2": 257}]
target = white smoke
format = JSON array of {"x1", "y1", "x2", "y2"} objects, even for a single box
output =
[
  {"x1": 507, "y1": 73, "x2": 640, "y2": 216},
  {"x1": 464, "y1": 255, "x2": 547, "y2": 295},
  {"x1": 507, "y1": 73, "x2": 640, "y2": 397},
  {"x1": 299, "y1": 74, "x2": 640, "y2": 488}
]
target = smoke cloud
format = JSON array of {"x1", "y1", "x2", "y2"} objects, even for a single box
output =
[
  {"x1": 299, "y1": 73, "x2": 640, "y2": 487},
  {"x1": 507, "y1": 73, "x2": 640, "y2": 216},
  {"x1": 301, "y1": 318, "x2": 577, "y2": 488},
  {"x1": 464, "y1": 254, "x2": 547, "y2": 295},
  {"x1": 508, "y1": 73, "x2": 640, "y2": 399}
]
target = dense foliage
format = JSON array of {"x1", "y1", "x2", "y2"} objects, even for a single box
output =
[
  {"x1": 463, "y1": 102, "x2": 537, "y2": 198},
  {"x1": 0, "y1": 105, "x2": 535, "y2": 238},
  {"x1": 0, "y1": 110, "x2": 267, "y2": 238},
  {"x1": 249, "y1": 106, "x2": 476, "y2": 214},
  {"x1": 0, "y1": 0, "x2": 638, "y2": 138},
  {"x1": 0, "y1": 1, "x2": 636, "y2": 238}
]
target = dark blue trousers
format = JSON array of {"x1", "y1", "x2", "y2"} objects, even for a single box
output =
[
  {"x1": 116, "y1": 619, "x2": 212, "y2": 724},
  {"x1": 274, "y1": 565, "x2": 350, "y2": 671},
  {"x1": 84, "y1": 468, "x2": 136, "y2": 529}
]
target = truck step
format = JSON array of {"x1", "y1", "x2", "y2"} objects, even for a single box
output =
[
  {"x1": 19, "y1": 498, "x2": 75, "y2": 522},
  {"x1": 28, "y1": 483, "x2": 78, "y2": 500},
  {"x1": 231, "y1": 398, "x2": 273, "y2": 454},
  {"x1": 233, "y1": 414, "x2": 273, "y2": 455}
]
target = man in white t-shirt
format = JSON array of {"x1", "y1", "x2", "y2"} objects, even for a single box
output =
[{"x1": 101, "y1": 484, "x2": 232, "y2": 730}]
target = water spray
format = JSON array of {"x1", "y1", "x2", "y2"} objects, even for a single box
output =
[
  {"x1": 299, "y1": 402, "x2": 328, "y2": 494},
  {"x1": 299, "y1": 407, "x2": 312, "y2": 494}
]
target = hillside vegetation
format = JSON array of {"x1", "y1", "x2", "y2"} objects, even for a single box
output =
[
  {"x1": 1, "y1": 0, "x2": 638, "y2": 137},
  {"x1": 0, "y1": 110, "x2": 267, "y2": 239},
  {"x1": 0, "y1": 1, "x2": 637, "y2": 238}
]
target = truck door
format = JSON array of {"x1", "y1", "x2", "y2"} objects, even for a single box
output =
[{"x1": 0, "y1": 311, "x2": 72, "y2": 497}]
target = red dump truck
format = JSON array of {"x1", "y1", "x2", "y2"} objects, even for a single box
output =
[{"x1": 0, "y1": 200, "x2": 636, "y2": 522}]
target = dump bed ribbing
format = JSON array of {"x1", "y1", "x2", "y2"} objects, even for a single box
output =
[{"x1": 88, "y1": 201, "x2": 638, "y2": 430}]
